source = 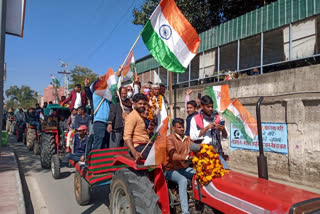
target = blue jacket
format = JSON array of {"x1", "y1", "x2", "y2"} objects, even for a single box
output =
[
  {"x1": 93, "y1": 93, "x2": 110, "y2": 123},
  {"x1": 185, "y1": 112, "x2": 198, "y2": 136},
  {"x1": 73, "y1": 133, "x2": 88, "y2": 154}
]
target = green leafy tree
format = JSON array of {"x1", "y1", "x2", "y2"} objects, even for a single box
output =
[
  {"x1": 133, "y1": 0, "x2": 276, "y2": 33},
  {"x1": 69, "y1": 65, "x2": 98, "y2": 90},
  {"x1": 5, "y1": 85, "x2": 39, "y2": 109}
]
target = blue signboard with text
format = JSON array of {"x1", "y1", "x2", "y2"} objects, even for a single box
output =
[{"x1": 229, "y1": 122, "x2": 288, "y2": 154}]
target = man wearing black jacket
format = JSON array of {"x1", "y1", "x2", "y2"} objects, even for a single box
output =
[{"x1": 107, "y1": 87, "x2": 132, "y2": 148}]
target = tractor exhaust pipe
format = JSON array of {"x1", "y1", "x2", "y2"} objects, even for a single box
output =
[{"x1": 256, "y1": 96, "x2": 268, "y2": 180}]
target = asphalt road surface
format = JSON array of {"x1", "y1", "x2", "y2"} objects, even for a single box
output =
[{"x1": 10, "y1": 135, "x2": 110, "y2": 214}]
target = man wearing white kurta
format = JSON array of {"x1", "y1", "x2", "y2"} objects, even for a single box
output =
[{"x1": 151, "y1": 84, "x2": 167, "y2": 129}]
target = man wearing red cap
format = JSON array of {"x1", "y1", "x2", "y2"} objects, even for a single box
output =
[{"x1": 66, "y1": 125, "x2": 88, "y2": 163}]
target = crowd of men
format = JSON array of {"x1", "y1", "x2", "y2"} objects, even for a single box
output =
[{"x1": 5, "y1": 69, "x2": 228, "y2": 214}]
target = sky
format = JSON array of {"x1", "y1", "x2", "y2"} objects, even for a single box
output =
[{"x1": 4, "y1": 0, "x2": 149, "y2": 95}]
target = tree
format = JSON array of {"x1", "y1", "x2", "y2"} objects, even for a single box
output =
[
  {"x1": 5, "y1": 85, "x2": 39, "y2": 109},
  {"x1": 69, "y1": 65, "x2": 98, "y2": 90},
  {"x1": 132, "y1": 0, "x2": 277, "y2": 33}
]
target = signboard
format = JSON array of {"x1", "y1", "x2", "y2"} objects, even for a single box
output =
[
  {"x1": 230, "y1": 122, "x2": 288, "y2": 154},
  {"x1": 6, "y1": 0, "x2": 26, "y2": 37}
]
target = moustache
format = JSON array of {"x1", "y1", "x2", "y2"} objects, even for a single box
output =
[{"x1": 136, "y1": 107, "x2": 146, "y2": 113}]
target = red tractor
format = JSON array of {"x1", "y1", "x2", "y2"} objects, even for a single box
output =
[
  {"x1": 40, "y1": 105, "x2": 72, "y2": 179},
  {"x1": 70, "y1": 147, "x2": 320, "y2": 214},
  {"x1": 70, "y1": 98, "x2": 320, "y2": 213}
]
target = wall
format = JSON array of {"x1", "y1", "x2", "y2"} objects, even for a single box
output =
[{"x1": 170, "y1": 64, "x2": 320, "y2": 189}]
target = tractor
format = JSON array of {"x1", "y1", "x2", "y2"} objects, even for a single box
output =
[
  {"x1": 70, "y1": 97, "x2": 320, "y2": 214},
  {"x1": 40, "y1": 104, "x2": 72, "y2": 179}
]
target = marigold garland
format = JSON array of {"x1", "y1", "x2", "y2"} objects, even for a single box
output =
[
  {"x1": 147, "y1": 92, "x2": 162, "y2": 120},
  {"x1": 192, "y1": 144, "x2": 228, "y2": 186}
]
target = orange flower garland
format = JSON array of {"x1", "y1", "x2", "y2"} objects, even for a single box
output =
[
  {"x1": 192, "y1": 144, "x2": 228, "y2": 186},
  {"x1": 147, "y1": 92, "x2": 163, "y2": 120}
]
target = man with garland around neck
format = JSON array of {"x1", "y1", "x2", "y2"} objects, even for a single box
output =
[
  {"x1": 190, "y1": 95, "x2": 229, "y2": 169},
  {"x1": 147, "y1": 84, "x2": 167, "y2": 129}
]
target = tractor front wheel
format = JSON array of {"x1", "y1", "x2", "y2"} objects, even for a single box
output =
[
  {"x1": 74, "y1": 171, "x2": 90, "y2": 205},
  {"x1": 40, "y1": 133, "x2": 55, "y2": 169},
  {"x1": 110, "y1": 168, "x2": 161, "y2": 214},
  {"x1": 51, "y1": 154, "x2": 60, "y2": 179}
]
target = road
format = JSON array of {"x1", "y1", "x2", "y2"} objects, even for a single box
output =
[{"x1": 9, "y1": 135, "x2": 110, "y2": 214}]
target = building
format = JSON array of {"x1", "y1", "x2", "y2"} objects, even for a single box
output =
[
  {"x1": 43, "y1": 85, "x2": 64, "y2": 104},
  {"x1": 136, "y1": 0, "x2": 320, "y2": 87}
]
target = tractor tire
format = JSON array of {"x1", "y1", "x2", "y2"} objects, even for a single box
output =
[
  {"x1": 33, "y1": 141, "x2": 40, "y2": 155},
  {"x1": 110, "y1": 168, "x2": 161, "y2": 214},
  {"x1": 74, "y1": 171, "x2": 90, "y2": 205},
  {"x1": 22, "y1": 132, "x2": 26, "y2": 145},
  {"x1": 51, "y1": 154, "x2": 60, "y2": 179},
  {"x1": 26, "y1": 128, "x2": 37, "y2": 151},
  {"x1": 40, "y1": 133, "x2": 56, "y2": 169}
]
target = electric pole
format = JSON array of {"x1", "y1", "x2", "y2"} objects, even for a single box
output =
[{"x1": 58, "y1": 59, "x2": 71, "y2": 97}]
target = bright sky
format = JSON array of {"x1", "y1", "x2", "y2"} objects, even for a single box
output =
[{"x1": 4, "y1": 0, "x2": 149, "y2": 95}]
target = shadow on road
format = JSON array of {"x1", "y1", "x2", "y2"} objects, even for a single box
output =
[{"x1": 81, "y1": 185, "x2": 111, "y2": 214}]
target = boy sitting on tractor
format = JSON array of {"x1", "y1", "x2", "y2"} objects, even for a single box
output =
[{"x1": 66, "y1": 125, "x2": 88, "y2": 163}]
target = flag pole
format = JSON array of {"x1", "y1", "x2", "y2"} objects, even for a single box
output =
[
  {"x1": 169, "y1": 71, "x2": 173, "y2": 129},
  {"x1": 94, "y1": 34, "x2": 141, "y2": 115}
]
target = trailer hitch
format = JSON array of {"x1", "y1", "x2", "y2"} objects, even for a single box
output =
[{"x1": 256, "y1": 96, "x2": 268, "y2": 180}]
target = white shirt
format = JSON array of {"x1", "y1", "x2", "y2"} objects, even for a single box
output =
[
  {"x1": 156, "y1": 97, "x2": 168, "y2": 129},
  {"x1": 190, "y1": 116, "x2": 229, "y2": 144},
  {"x1": 74, "y1": 92, "x2": 82, "y2": 109},
  {"x1": 190, "y1": 116, "x2": 213, "y2": 144}
]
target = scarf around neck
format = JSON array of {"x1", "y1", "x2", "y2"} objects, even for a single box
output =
[{"x1": 200, "y1": 109, "x2": 217, "y2": 122}]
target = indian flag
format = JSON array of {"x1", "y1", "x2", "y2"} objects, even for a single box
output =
[
  {"x1": 144, "y1": 117, "x2": 169, "y2": 166},
  {"x1": 223, "y1": 99, "x2": 258, "y2": 143},
  {"x1": 51, "y1": 75, "x2": 60, "y2": 88},
  {"x1": 205, "y1": 85, "x2": 232, "y2": 112},
  {"x1": 94, "y1": 68, "x2": 118, "y2": 103},
  {"x1": 141, "y1": 0, "x2": 200, "y2": 73},
  {"x1": 121, "y1": 51, "x2": 135, "y2": 83}
]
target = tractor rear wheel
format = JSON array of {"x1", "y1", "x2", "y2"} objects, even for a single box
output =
[
  {"x1": 40, "y1": 133, "x2": 55, "y2": 169},
  {"x1": 51, "y1": 154, "x2": 60, "y2": 179},
  {"x1": 26, "y1": 128, "x2": 36, "y2": 151},
  {"x1": 110, "y1": 168, "x2": 161, "y2": 214},
  {"x1": 74, "y1": 171, "x2": 90, "y2": 205}
]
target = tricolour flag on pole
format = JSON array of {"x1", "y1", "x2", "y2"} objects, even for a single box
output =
[
  {"x1": 144, "y1": 116, "x2": 169, "y2": 166},
  {"x1": 94, "y1": 68, "x2": 118, "y2": 103},
  {"x1": 141, "y1": 0, "x2": 200, "y2": 73},
  {"x1": 205, "y1": 85, "x2": 232, "y2": 112},
  {"x1": 121, "y1": 51, "x2": 135, "y2": 83},
  {"x1": 51, "y1": 75, "x2": 60, "y2": 88},
  {"x1": 223, "y1": 99, "x2": 258, "y2": 143}
]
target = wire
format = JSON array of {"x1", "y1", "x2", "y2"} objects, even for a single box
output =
[{"x1": 87, "y1": 0, "x2": 137, "y2": 59}]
